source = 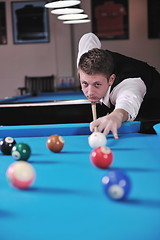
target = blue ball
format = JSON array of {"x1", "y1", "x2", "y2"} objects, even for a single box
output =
[{"x1": 102, "y1": 170, "x2": 131, "y2": 200}]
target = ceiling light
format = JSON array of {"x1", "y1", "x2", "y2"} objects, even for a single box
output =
[
  {"x1": 63, "y1": 19, "x2": 91, "y2": 24},
  {"x1": 51, "y1": 8, "x2": 83, "y2": 15},
  {"x1": 58, "y1": 13, "x2": 88, "y2": 20},
  {"x1": 45, "y1": 1, "x2": 80, "y2": 9}
]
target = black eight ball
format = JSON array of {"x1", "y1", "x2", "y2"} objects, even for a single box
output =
[{"x1": 0, "y1": 137, "x2": 16, "y2": 155}]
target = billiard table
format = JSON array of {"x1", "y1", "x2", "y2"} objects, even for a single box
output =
[
  {"x1": 0, "y1": 122, "x2": 160, "y2": 240},
  {"x1": 0, "y1": 91, "x2": 108, "y2": 126}
]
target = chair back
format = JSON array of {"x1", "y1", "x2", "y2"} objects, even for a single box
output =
[{"x1": 25, "y1": 75, "x2": 54, "y2": 95}]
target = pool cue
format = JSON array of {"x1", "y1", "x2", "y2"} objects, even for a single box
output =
[{"x1": 91, "y1": 103, "x2": 98, "y2": 132}]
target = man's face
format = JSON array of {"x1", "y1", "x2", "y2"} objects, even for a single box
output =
[{"x1": 79, "y1": 70, "x2": 110, "y2": 103}]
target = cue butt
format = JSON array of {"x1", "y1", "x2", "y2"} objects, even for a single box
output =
[{"x1": 91, "y1": 103, "x2": 98, "y2": 132}]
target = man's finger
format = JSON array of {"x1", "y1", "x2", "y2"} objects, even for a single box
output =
[{"x1": 112, "y1": 130, "x2": 119, "y2": 139}]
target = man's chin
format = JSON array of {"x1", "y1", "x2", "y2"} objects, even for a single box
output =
[{"x1": 88, "y1": 98, "x2": 100, "y2": 103}]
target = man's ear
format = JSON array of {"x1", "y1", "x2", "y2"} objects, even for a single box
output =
[{"x1": 109, "y1": 74, "x2": 116, "y2": 86}]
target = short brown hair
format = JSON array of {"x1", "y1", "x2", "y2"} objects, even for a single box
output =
[{"x1": 78, "y1": 48, "x2": 114, "y2": 81}]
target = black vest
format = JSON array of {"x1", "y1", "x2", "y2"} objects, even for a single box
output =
[{"x1": 107, "y1": 50, "x2": 160, "y2": 99}]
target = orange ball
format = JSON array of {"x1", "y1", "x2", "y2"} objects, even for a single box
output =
[{"x1": 47, "y1": 135, "x2": 64, "y2": 153}]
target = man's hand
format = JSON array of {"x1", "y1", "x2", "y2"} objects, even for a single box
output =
[{"x1": 90, "y1": 109, "x2": 129, "y2": 139}]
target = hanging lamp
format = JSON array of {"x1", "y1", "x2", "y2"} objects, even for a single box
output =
[
  {"x1": 58, "y1": 13, "x2": 88, "y2": 21},
  {"x1": 51, "y1": 7, "x2": 83, "y2": 15},
  {"x1": 45, "y1": 1, "x2": 80, "y2": 9},
  {"x1": 63, "y1": 19, "x2": 90, "y2": 24}
]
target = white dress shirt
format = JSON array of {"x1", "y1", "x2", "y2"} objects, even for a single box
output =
[
  {"x1": 101, "y1": 77, "x2": 146, "y2": 121},
  {"x1": 77, "y1": 33, "x2": 101, "y2": 67}
]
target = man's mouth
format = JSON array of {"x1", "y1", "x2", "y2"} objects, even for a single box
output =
[{"x1": 87, "y1": 96, "x2": 99, "y2": 102}]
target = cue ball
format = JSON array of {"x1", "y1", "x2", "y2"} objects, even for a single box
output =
[
  {"x1": 47, "y1": 135, "x2": 64, "y2": 153},
  {"x1": 0, "y1": 136, "x2": 16, "y2": 155},
  {"x1": 11, "y1": 143, "x2": 31, "y2": 161},
  {"x1": 6, "y1": 161, "x2": 36, "y2": 189},
  {"x1": 90, "y1": 146, "x2": 113, "y2": 169},
  {"x1": 88, "y1": 132, "x2": 107, "y2": 148},
  {"x1": 102, "y1": 170, "x2": 131, "y2": 201}
]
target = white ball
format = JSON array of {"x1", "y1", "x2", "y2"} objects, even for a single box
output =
[{"x1": 88, "y1": 132, "x2": 107, "y2": 148}]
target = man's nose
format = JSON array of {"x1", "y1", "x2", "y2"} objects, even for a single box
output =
[{"x1": 87, "y1": 85, "x2": 94, "y2": 95}]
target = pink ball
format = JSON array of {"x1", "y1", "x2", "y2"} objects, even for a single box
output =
[{"x1": 6, "y1": 161, "x2": 36, "y2": 189}]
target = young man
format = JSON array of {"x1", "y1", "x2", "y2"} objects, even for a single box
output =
[{"x1": 77, "y1": 33, "x2": 160, "y2": 139}]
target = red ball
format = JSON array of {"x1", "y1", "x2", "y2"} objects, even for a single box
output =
[
  {"x1": 47, "y1": 135, "x2": 64, "y2": 153},
  {"x1": 90, "y1": 146, "x2": 113, "y2": 169}
]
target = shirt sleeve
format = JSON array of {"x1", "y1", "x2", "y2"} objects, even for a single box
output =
[
  {"x1": 110, "y1": 78, "x2": 147, "y2": 121},
  {"x1": 77, "y1": 33, "x2": 101, "y2": 67}
]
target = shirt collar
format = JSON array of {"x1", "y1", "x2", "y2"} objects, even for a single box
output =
[{"x1": 100, "y1": 86, "x2": 111, "y2": 107}]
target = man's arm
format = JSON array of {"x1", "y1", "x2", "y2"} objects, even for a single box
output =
[
  {"x1": 109, "y1": 78, "x2": 147, "y2": 121},
  {"x1": 77, "y1": 33, "x2": 101, "y2": 67}
]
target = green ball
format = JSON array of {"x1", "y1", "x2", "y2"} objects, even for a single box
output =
[{"x1": 11, "y1": 143, "x2": 31, "y2": 161}]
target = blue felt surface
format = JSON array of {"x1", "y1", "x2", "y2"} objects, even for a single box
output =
[
  {"x1": 0, "y1": 122, "x2": 141, "y2": 138},
  {"x1": 154, "y1": 123, "x2": 160, "y2": 136},
  {"x1": 0, "y1": 125, "x2": 160, "y2": 240},
  {"x1": 0, "y1": 92, "x2": 87, "y2": 103}
]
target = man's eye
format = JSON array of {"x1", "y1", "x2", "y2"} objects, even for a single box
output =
[
  {"x1": 82, "y1": 82, "x2": 88, "y2": 86},
  {"x1": 95, "y1": 83, "x2": 101, "y2": 87}
]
